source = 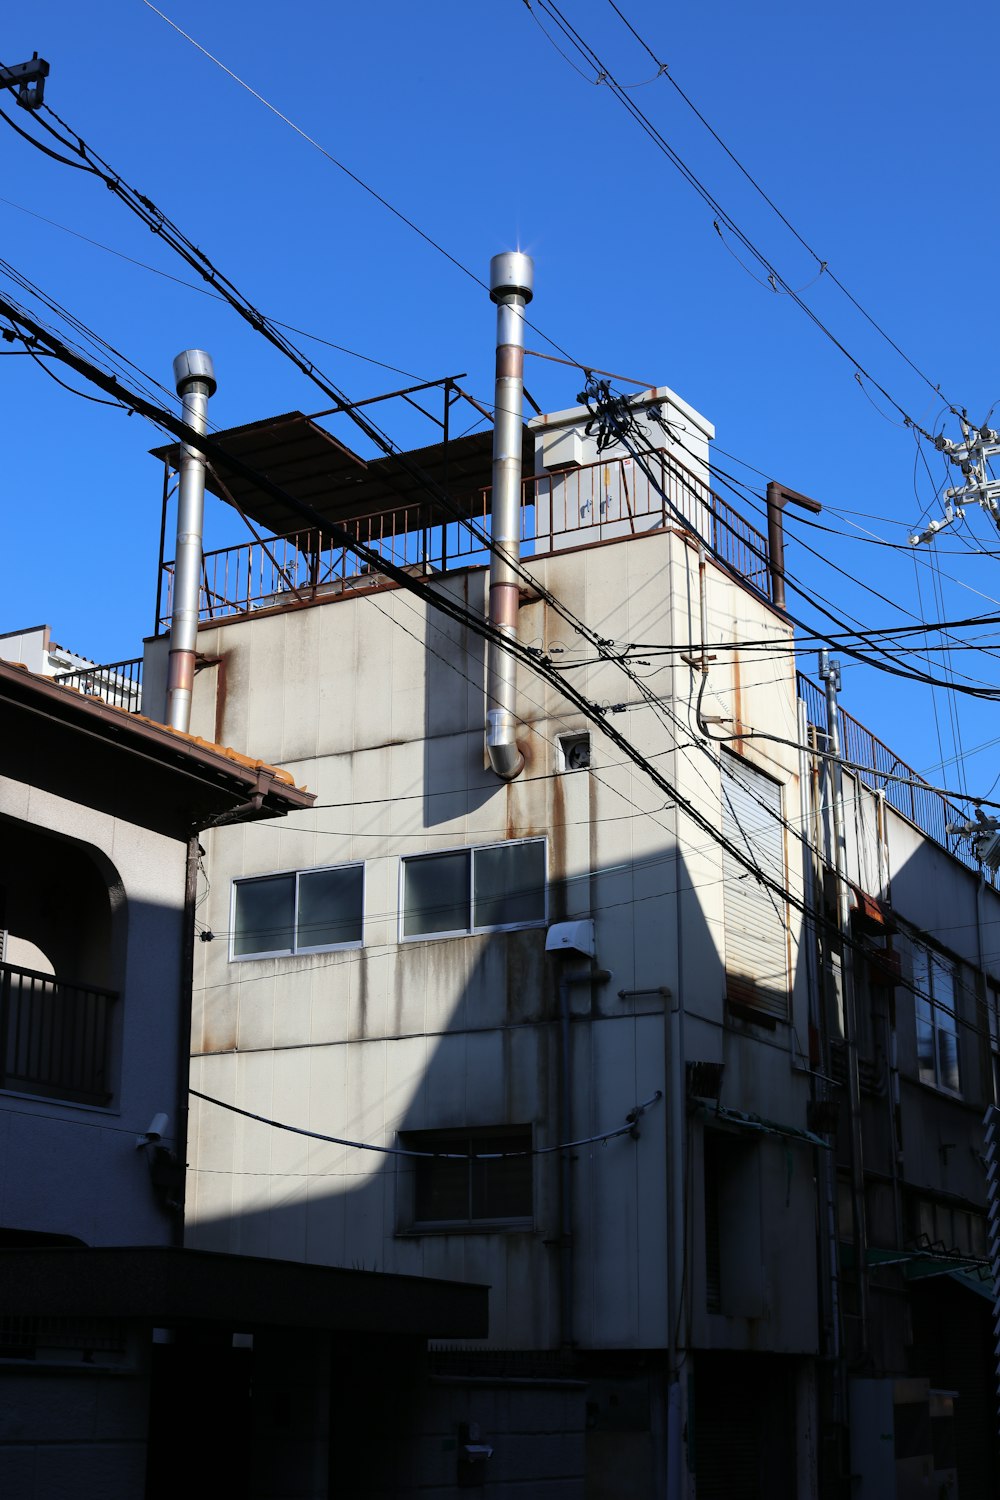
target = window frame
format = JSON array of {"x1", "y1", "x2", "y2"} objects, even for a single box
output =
[
  {"x1": 396, "y1": 1124, "x2": 534, "y2": 1234},
  {"x1": 229, "y1": 863, "x2": 365, "y2": 961},
  {"x1": 398, "y1": 837, "x2": 547, "y2": 943},
  {"x1": 987, "y1": 979, "x2": 1000, "y2": 1103},
  {"x1": 911, "y1": 941, "x2": 961, "y2": 1097}
]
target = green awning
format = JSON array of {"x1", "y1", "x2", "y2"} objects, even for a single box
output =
[
  {"x1": 839, "y1": 1241, "x2": 994, "y2": 1299},
  {"x1": 696, "y1": 1102, "x2": 830, "y2": 1149}
]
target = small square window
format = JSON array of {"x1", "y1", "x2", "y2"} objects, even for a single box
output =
[
  {"x1": 232, "y1": 865, "x2": 363, "y2": 959},
  {"x1": 400, "y1": 840, "x2": 546, "y2": 941},
  {"x1": 399, "y1": 1126, "x2": 533, "y2": 1230}
]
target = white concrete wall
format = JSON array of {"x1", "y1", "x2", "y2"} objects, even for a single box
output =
[
  {"x1": 182, "y1": 524, "x2": 815, "y2": 1354},
  {"x1": 0, "y1": 774, "x2": 187, "y2": 1247},
  {"x1": 529, "y1": 387, "x2": 715, "y2": 552}
]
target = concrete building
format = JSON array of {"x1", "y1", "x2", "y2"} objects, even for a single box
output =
[
  {"x1": 123, "y1": 347, "x2": 812, "y2": 1495},
  {"x1": 130, "y1": 341, "x2": 1000, "y2": 1496},
  {"x1": 0, "y1": 657, "x2": 487, "y2": 1500},
  {"x1": 798, "y1": 672, "x2": 1000, "y2": 1498}
]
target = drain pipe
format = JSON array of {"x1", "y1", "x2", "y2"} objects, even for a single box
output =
[
  {"x1": 557, "y1": 965, "x2": 611, "y2": 1351},
  {"x1": 166, "y1": 349, "x2": 216, "y2": 732},
  {"x1": 486, "y1": 251, "x2": 532, "y2": 780}
]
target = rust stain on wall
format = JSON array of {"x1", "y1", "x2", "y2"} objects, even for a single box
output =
[{"x1": 212, "y1": 654, "x2": 228, "y2": 747}]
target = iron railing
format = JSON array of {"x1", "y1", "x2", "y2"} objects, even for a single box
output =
[
  {"x1": 53, "y1": 657, "x2": 143, "y2": 712},
  {"x1": 0, "y1": 962, "x2": 117, "y2": 1106},
  {"x1": 158, "y1": 447, "x2": 771, "y2": 629},
  {"x1": 797, "y1": 672, "x2": 985, "y2": 878}
]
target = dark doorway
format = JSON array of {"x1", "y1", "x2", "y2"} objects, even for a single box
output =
[{"x1": 146, "y1": 1328, "x2": 253, "y2": 1499}]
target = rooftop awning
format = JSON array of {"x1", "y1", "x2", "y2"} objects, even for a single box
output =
[{"x1": 151, "y1": 415, "x2": 534, "y2": 541}]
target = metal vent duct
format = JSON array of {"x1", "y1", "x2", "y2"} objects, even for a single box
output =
[
  {"x1": 485, "y1": 251, "x2": 533, "y2": 780},
  {"x1": 165, "y1": 349, "x2": 216, "y2": 733}
]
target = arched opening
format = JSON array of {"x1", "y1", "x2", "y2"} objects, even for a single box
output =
[{"x1": 0, "y1": 816, "x2": 125, "y2": 1105}]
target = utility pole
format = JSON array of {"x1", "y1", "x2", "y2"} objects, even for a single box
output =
[
  {"x1": 819, "y1": 650, "x2": 870, "y2": 1361},
  {"x1": 0, "y1": 55, "x2": 49, "y2": 111},
  {"x1": 909, "y1": 416, "x2": 1000, "y2": 547}
]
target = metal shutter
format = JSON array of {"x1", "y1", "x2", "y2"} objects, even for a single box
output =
[{"x1": 721, "y1": 753, "x2": 789, "y2": 1021}]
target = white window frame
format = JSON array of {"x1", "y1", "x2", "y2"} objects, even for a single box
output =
[
  {"x1": 230, "y1": 863, "x2": 365, "y2": 961},
  {"x1": 912, "y1": 941, "x2": 961, "y2": 1096},
  {"x1": 398, "y1": 838, "x2": 547, "y2": 942}
]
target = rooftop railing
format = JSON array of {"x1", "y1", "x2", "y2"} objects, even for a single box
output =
[
  {"x1": 797, "y1": 672, "x2": 985, "y2": 879},
  {"x1": 53, "y1": 657, "x2": 143, "y2": 712},
  {"x1": 157, "y1": 447, "x2": 771, "y2": 630}
]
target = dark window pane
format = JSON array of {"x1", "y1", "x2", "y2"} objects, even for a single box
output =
[
  {"x1": 404, "y1": 1128, "x2": 532, "y2": 1225},
  {"x1": 403, "y1": 851, "x2": 470, "y2": 936},
  {"x1": 414, "y1": 1155, "x2": 470, "y2": 1223},
  {"x1": 473, "y1": 842, "x2": 545, "y2": 930},
  {"x1": 234, "y1": 877, "x2": 294, "y2": 956},
  {"x1": 471, "y1": 1136, "x2": 532, "y2": 1220},
  {"x1": 915, "y1": 996, "x2": 935, "y2": 1085},
  {"x1": 297, "y1": 867, "x2": 363, "y2": 949},
  {"x1": 937, "y1": 1019, "x2": 960, "y2": 1093}
]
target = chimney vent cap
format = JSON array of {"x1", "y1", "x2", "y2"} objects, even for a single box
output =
[
  {"x1": 489, "y1": 251, "x2": 534, "y2": 306},
  {"x1": 173, "y1": 348, "x2": 217, "y2": 397}
]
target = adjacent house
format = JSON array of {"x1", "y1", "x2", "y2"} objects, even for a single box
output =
[{"x1": 0, "y1": 656, "x2": 487, "y2": 1500}]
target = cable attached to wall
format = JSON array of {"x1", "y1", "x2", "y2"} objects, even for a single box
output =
[{"x1": 189, "y1": 1086, "x2": 663, "y2": 1159}]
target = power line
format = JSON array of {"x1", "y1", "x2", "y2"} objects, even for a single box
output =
[
  {"x1": 0, "y1": 290, "x2": 810, "y2": 913},
  {"x1": 579, "y1": 380, "x2": 1000, "y2": 700},
  {"x1": 189, "y1": 1086, "x2": 663, "y2": 1160},
  {"x1": 129, "y1": 7, "x2": 579, "y2": 366},
  {"x1": 600, "y1": 0, "x2": 955, "y2": 410},
  {"x1": 0, "y1": 192, "x2": 430, "y2": 382},
  {"x1": 137, "y1": 3, "x2": 487, "y2": 294},
  {"x1": 523, "y1": 0, "x2": 958, "y2": 444},
  {"x1": 12, "y1": 80, "x2": 993, "y2": 709},
  {"x1": 0, "y1": 140, "x2": 816, "y2": 898}
]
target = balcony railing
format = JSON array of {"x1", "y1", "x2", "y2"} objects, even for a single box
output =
[
  {"x1": 53, "y1": 657, "x2": 143, "y2": 712},
  {"x1": 797, "y1": 673, "x2": 986, "y2": 879},
  {"x1": 0, "y1": 962, "x2": 117, "y2": 1106},
  {"x1": 158, "y1": 448, "x2": 771, "y2": 629}
]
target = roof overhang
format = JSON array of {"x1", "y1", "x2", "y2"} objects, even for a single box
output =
[
  {"x1": 0, "y1": 1245, "x2": 488, "y2": 1339},
  {"x1": 0, "y1": 660, "x2": 314, "y2": 839}
]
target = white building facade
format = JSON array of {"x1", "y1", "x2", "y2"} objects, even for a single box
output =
[{"x1": 150, "y1": 380, "x2": 836, "y2": 1498}]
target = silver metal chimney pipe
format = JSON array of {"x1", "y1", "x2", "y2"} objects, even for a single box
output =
[
  {"x1": 486, "y1": 251, "x2": 533, "y2": 780},
  {"x1": 165, "y1": 349, "x2": 216, "y2": 733}
]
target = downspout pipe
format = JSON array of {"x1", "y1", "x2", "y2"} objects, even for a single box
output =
[
  {"x1": 486, "y1": 252, "x2": 533, "y2": 780},
  {"x1": 166, "y1": 349, "x2": 216, "y2": 732},
  {"x1": 820, "y1": 650, "x2": 870, "y2": 1360},
  {"x1": 557, "y1": 964, "x2": 611, "y2": 1351},
  {"x1": 173, "y1": 832, "x2": 201, "y2": 1244}
]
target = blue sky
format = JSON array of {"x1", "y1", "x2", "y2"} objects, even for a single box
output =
[{"x1": 2, "y1": 1, "x2": 999, "y2": 801}]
